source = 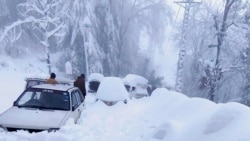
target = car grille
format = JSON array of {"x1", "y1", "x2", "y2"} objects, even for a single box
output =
[{"x1": 7, "y1": 127, "x2": 44, "y2": 133}]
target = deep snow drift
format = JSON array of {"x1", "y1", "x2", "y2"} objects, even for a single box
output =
[{"x1": 1, "y1": 58, "x2": 250, "y2": 141}]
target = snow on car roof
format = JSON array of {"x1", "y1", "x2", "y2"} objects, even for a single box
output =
[
  {"x1": 88, "y1": 73, "x2": 104, "y2": 82},
  {"x1": 96, "y1": 77, "x2": 129, "y2": 101},
  {"x1": 24, "y1": 74, "x2": 48, "y2": 80},
  {"x1": 25, "y1": 77, "x2": 74, "y2": 84},
  {"x1": 123, "y1": 74, "x2": 148, "y2": 86},
  {"x1": 31, "y1": 84, "x2": 74, "y2": 91}
]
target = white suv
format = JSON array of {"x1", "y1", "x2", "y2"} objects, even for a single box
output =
[{"x1": 0, "y1": 84, "x2": 85, "y2": 132}]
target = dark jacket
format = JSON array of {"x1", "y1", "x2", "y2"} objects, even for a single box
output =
[{"x1": 74, "y1": 76, "x2": 86, "y2": 97}]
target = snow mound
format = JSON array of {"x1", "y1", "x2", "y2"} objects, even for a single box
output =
[
  {"x1": 96, "y1": 77, "x2": 129, "y2": 101},
  {"x1": 88, "y1": 73, "x2": 104, "y2": 82}
]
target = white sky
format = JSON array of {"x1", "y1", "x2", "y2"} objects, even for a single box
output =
[{"x1": 1, "y1": 52, "x2": 250, "y2": 141}]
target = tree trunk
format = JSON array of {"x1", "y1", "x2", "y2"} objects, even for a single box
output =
[{"x1": 208, "y1": 0, "x2": 235, "y2": 101}]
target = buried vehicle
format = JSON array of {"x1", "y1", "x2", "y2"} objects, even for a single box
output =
[
  {"x1": 96, "y1": 77, "x2": 129, "y2": 106},
  {"x1": 0, "y1": 84, "x2": 85, "y2": 132},
  {"x1": 88, "y1": 73, "x2": 104, "y2": 93},
  {"x1": 123, "y1": 74, "x2": 149, "y2": 99}
]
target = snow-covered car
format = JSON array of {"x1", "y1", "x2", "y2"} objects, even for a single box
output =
[
  {"x1": 88, "y1": 73, "x2": 104, "y2": 93},
  {"x1": 96, "y1": 77, "x2": 129, "y2": 106},
  {"x1": 123, "y1": 74, "x2": 149, "y2": 99},
  {"x1": 0, "y1": 84, "x2": 85, "y2": 132},
  {"x1": 25, "y1": 77, "x2": 73, "y2": 89},
  {"x1": 25, "y1": 78, "x2": 46, "y2": 89}
]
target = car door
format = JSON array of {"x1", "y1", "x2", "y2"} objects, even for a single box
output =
[
  {"x1": 74, "y1": 89, "x2": 85, "y2": 110},
  {"x1": 70, "y1": 89, "x2": 83, "y2": 123},
  {"x1": 74, "y1": 89, "x2": 85, "y2": 115}
]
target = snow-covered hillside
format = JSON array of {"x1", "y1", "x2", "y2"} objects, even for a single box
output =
[{"x1": 1, "y1": 56, "x2": 250, "y2": 141}]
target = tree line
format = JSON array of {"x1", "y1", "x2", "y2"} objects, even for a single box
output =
[
  {"x1": 180, "y1": 0, "x2": 250, "y2": 103},
  {"x1": 2, "y1": 0, "x2": 250, "y2": 103},
  {"x1": 0, "y1": 0, "x2": 170, "y2": 88}
]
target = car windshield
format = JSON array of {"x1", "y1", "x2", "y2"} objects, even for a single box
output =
[{"x1": 15, "y1": 88, "x2": 70, "y2": 111}]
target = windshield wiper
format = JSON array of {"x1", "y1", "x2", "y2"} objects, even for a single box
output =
[
  {"x1": 16, "y1": 105, "x2": 36, "y2": 108},
  {"x1": 17, "y1": 105, "x2": 50, "y2": 110},
  {"x1": 48, "y1": 107, "x2": 69, "y2": 111},
  {"x1": 17, "y1": 105, "x2": 68, "y2": 111}
]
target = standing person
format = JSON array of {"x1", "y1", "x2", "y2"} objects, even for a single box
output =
[
  {"x1": 74, "y1": 74, "x2": 86, "y2": 98},
  {"x1": 46, "y1": 72, "x2": 58, "y2": 84}
]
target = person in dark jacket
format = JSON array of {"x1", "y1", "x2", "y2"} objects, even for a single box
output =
[
  {"x1": 74, "y1": 74, "x2": 86, "y2": 98},
  {"x1": 46, "y1": 72, "x2": 58, "y2": 84}
]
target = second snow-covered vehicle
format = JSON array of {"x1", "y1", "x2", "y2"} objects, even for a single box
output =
[
  {"x1": 0, "y1": 84, "x2": 85, "y2": 132},
  {"x1": 123, "y1": 74, "x2": 149, "y2": 99},
  {"x1": 88, "y1": 73, "x2": 104, "y2": 93}
]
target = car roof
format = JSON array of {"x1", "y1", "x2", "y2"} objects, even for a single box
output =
[
  {"x1": 31, "y1": 84, "x2": 75, "y2": 91},
  {"x1": 25, "y1": 77, "x2": 74, "y2": 84},
  {"x1": 122, "y1": 74, "x2": 148, "y2": 86}
]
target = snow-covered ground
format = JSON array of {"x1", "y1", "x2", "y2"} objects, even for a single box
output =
[{"x1": 1, "y1": 57, "x2": 250, "y2": 141}]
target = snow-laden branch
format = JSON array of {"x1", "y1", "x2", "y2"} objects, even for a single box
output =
[
  {"x1": 0, "y1": 16, "x2": 36, "y2": 42},
  {"x1": 47, "y1": 22, "x2": 65, "y2": 38},
  {"x1": 18, "y1": 3, "x2": 44, "y2": 16}
]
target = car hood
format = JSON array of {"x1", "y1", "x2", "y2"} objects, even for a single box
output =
[{"x1": 0, "y1": 107, "x2": 70, "y2": 130}]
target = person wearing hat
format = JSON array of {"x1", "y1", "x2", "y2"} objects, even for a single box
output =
[{"x1": 46, "y1": 72, "x2": 58, "y2": 84}]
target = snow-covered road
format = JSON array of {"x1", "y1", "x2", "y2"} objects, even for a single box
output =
[{"x1": 1, "y1": 70, "x2": 250, "y2": 141}]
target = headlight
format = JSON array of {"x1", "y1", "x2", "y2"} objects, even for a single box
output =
[
  {"x1": 47, "y1": 128, "x2": 59, "y2": 133},
  {"x1": 0, "y1": 125, "x2": 7, "y2": 132}
]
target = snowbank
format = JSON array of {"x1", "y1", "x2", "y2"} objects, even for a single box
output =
[
  {"x1": 88, "y1": 73, "x2": 104, "y2": 82},
  {"x1": 1, "y1": 64, "x2": 250, "y2": 141}
]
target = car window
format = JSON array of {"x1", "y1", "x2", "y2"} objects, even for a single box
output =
[
  {"x1": 124, "y1": 84, "x2": 130, "y2": 92},
  {"x1": 71, "y1": 92, "x2": 79, "y2": 109},
  {"x1": 17, "y1": 91, "x2": 41, "y2": 105},
  {"x1": 27, "y1": 81, "x2": 37, "y2": 88},
  {"x1": 42, "y1": 91, "x2": 70, "y2": 110},
  {"x1": 26, "y1": 80, "x2": 46, "y2": 89},
  {"x1": 16, "y1": 88, "x2": 70, "y2": 111},
  {"x1": 75, "y1": 90, "x2": 84, "y2": 103}
]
